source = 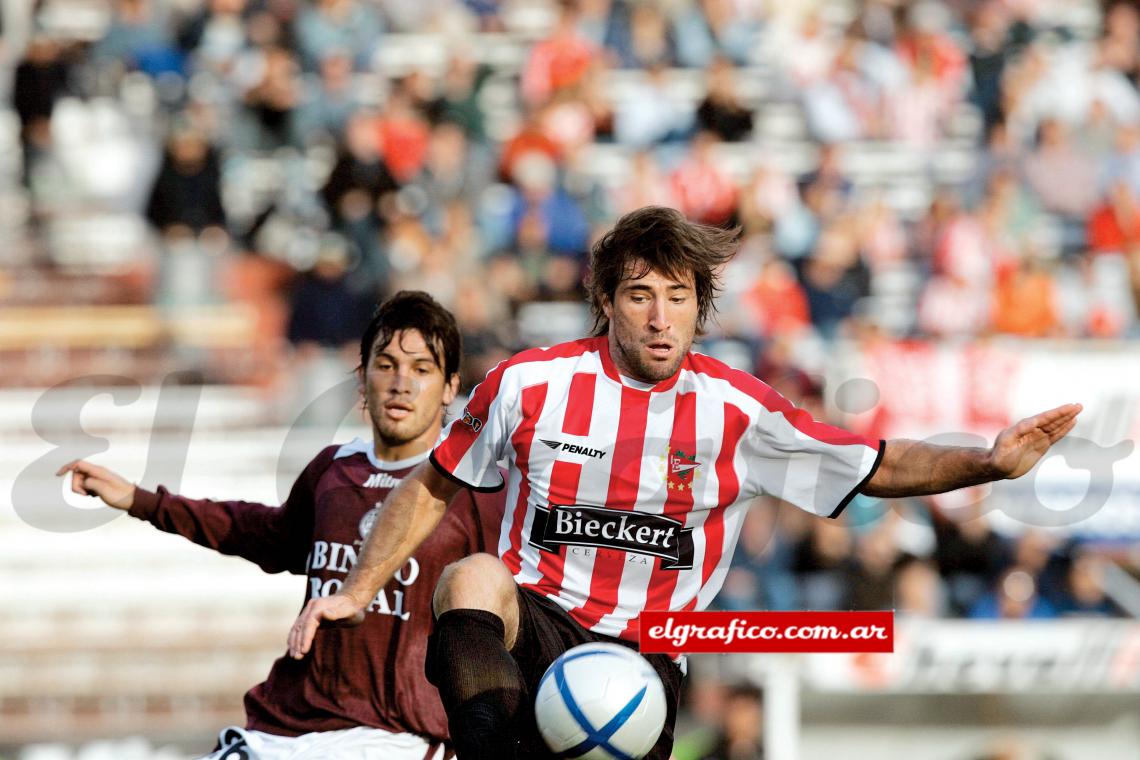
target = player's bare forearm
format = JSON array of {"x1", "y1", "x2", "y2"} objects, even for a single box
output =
[
  {"x1": 860, "y1": 439, "x2": 1001, "y2": 498},
  {"x1": 339, "y1": 460, "x2": 459, "y2": 608},
  {"x1": 861, "y1": 403, "x2": 1082, "y2": 498}
]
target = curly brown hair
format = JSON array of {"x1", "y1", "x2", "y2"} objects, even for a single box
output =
[{"x1": 586, "y1": 206, "x2": 741, "y2": 336}]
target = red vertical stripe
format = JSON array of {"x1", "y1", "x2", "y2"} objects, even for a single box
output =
[
  {"x1": 502, "y1": 383, "x2": 548, "y2": 575},
  {"x1": 573, "y1": 386, "x2": 650, "y2": 629},
  {"x1": 700, "y1": 402, "x2": 749, "y2": 591},
  {"x1": 561, "y1": 373, "x2": 596, "y2": 437},
  {"x1": 621, "y1": 391, "x2": 697, "y2": 640},
  {"x1": 532, "y1": 373, "x2": 596, "y2": 595},
  {"x1": 432, "y1": 359, "x2": 508, "y2": 473},
  {"x1": 532, "y1": 460, "x2": 581, "y2": 596}
]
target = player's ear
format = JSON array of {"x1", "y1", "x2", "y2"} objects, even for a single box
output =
[
  {"x1": 602, "y1": 295, "x2": 613, "y2": 321},
  {"x1": 442, "y1": 373, "x2": 459, "y2": 407}
]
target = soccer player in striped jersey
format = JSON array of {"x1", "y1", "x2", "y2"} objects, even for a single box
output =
[
  {"x1": 288, "y1": 207, "x2": 1082, "y2": 759},
  {"x1": 60, "y1": 291, "x2": 505, "y2": 760}
]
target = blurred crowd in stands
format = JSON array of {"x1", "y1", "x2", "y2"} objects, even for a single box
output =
[
  {"x1": 715, "y1": 491, "x2": 1128, "y2": 620},
  {"x1": 6, "y1": 0, "x2": 1140, "y2": 387},
  {"x1": 3, "y1": 4, "x2": 1138, "y2": 756},
  {"x1": 3, "y1": 0, "x2": 1136, "y2": 628}
]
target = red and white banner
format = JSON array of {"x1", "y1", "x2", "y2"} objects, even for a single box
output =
[{"x1": 831, "y1": 340, "x2": 1140, "y2": 538}]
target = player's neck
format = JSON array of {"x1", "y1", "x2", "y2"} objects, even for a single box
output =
[{"x1": 371, "y1": 428, "x2": 439, "y2": 466}]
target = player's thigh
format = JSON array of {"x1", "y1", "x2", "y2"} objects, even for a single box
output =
[
  {"x1": 510, "y1": 589, "x2": 614, "y2": 758},
  {"x1": 508, "y1": 587, "x2": 600, "y2": 687}
]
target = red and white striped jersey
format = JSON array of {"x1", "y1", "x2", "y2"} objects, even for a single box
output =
[{"x1": 431, "y1": 336, "x2": 883, "y2": 641}]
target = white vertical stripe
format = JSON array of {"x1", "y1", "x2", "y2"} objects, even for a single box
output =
[
  {"x1": 556, "y1": 358, "x2": 622, "y2": 607},
  {"x1": 512, "y1": 356, "x2": 592, "y2": 588},
  {"x1": 696, "y1": 500, "x2": 749, "y2": 609},
  {"x1": 591, "y1": 379, "x2": 678, "y2": 636}
]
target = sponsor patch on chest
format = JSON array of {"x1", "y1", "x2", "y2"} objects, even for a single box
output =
[{"x1": 529, "y1": 504, "x2": 694, "y2": 570}]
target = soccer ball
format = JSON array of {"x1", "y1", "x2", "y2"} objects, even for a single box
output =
[{"x1": 534, "y1": 642, "x2": 666, "y2": 759}]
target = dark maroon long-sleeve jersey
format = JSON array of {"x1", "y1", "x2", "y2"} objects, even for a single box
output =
[{"x1": 129, "y1": 438, "x2": 505, "y2": 742}]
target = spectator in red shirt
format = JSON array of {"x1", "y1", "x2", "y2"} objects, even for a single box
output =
[
  {"x1": 521, "y1": 0, "x2": 600, "y2": 108},
  {"x1": 499, "y1": 109, "x2": 563, "y2": 183},
  {"x1": 1088, "y1": 179, "x2": 1140, "y2": 254},
  {"x1": 377, "y1": 84, "x2": 431, "y2": 183},
  {"x1": 744, "y1": 258, "x2": 812, "y2": 337},
  {"x1": 670, "y1": 130, "x2": 739, "y2": 225}
]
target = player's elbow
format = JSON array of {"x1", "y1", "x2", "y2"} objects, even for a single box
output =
[{"x1": 415, "y1": 459, "x2": 462, "y2": 513}]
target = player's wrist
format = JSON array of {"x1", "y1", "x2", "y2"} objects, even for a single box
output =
[
  {"x1": 980, "y1": 447, "x2": 1009, "y2": 481},
  {"x1": 340, "y1": 584, "x2": 373, "y2": 611}
]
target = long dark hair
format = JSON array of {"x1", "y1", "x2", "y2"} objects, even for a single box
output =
[
  {"x1": 358, "y1": 291, "x2": 461, "y2": 381},
  {"x1": 585, "y1": 206, "x2": 741, "y2": 336}
]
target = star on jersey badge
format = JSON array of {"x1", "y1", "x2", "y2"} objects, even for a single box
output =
[{"x1": 659, "y1": 449, "x2": 701, "y2": 491}]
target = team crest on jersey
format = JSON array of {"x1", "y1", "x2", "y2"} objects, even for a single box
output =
[
  {"x1": 461, "y1": 407, "x2": 483, "y2": 432},
  {"x1": 660, "y1": 449, "x2": 701, "y2": 491},
  {"x1": 359, "y1": 503, "x2": 382, "y2": 539}
]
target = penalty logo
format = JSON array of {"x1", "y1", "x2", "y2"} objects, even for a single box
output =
[{"x1": 660, "y1": 448, "x2": 700, "y2": 491}]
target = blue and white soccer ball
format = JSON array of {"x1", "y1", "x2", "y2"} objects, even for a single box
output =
[{"x1": 534, "y1": 642, "x2": 667, "y2": 760}]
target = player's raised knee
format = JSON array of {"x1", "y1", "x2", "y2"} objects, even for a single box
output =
[{"x1": 433, "y1": 553, "x2": 514, "y2": 616}]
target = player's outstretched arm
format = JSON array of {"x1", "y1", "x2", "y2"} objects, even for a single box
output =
[
  {"x1": 57, "y1": 460, "x2": 135, "y2": 510},
  {"x1": 287, "y1": 458, "x2": 460, "y2": 659},
  {"x1": 861, "y1": 403, "x2": 1082, "y2": 498},
  {"x1": 57, "y1": 450, "x2": 334, "y2": 575}
]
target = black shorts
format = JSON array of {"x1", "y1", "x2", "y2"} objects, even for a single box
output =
[{"x1": 509, "y1": 586, "x2": 683, "y2": 760}]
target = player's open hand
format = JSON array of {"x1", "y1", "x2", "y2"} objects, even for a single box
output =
[
  {"x1": 288, "y1": 594, "x2": 366, "y2": 659},
  {"x1": 56, "y1": 460, "x2": 135, "y2": 510},
  {"x1": 989, "y1": 403, "x2": 1082, "y2": 480}
]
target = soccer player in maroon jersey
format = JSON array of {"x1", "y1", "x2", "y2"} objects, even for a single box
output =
[
  {"x1": 59, "y1": 291, "x2": 505, "y2": 760},
  {"x1": 288, "y1": 207, "x2": 1082, "y2": 759}
]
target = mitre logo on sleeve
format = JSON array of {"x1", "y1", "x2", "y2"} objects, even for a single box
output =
[{"x1": 663, "y1": 449, "x2": 701, "y2": 491}]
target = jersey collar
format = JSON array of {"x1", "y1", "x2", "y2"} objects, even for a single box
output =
[
  {"x1": 596, "y1": 335, "x2": 685, "y2": 394},
  {"x1": 334, "y1": 437, "x2": 431, "y2": 471}
]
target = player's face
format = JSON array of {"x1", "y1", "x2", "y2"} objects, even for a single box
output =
[
  {"x1": 604, "y1": 263, "x2": 698, "y2": 383},
  {"x1": 363, "y1": 329, "x2": 458, "y2": 452}
]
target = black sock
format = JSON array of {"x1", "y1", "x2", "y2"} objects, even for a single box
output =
[{"x1": 426, "y1": 609, "x2": 526, "y2": 760}]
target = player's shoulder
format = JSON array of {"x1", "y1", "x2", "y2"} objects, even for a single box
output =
[
  {"x1": 283, "y1": 443, "x2": 352, "y2": 490},
  {"x1": 502, "y1": 337, "x2": 603, "y2": 371},
  {"x1": 322, "y1": 438, "x2": 392, "y2": 475},
  {"x1": 486, "y1": 337, "x2": 605, "y2": 389},
  {"x1": 328, "y1": 438, "x2": 370, "y2": 463},
  {"x1": 311, "y1": 443, "x2": 346, "y2": 470},
  {"x1": 685, "y1": 350, "x2": 773, "y2": 400}
]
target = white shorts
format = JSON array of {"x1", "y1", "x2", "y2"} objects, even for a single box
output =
[{"x1": 201, "y1": 725, "x2": 446, "y2": 760}]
